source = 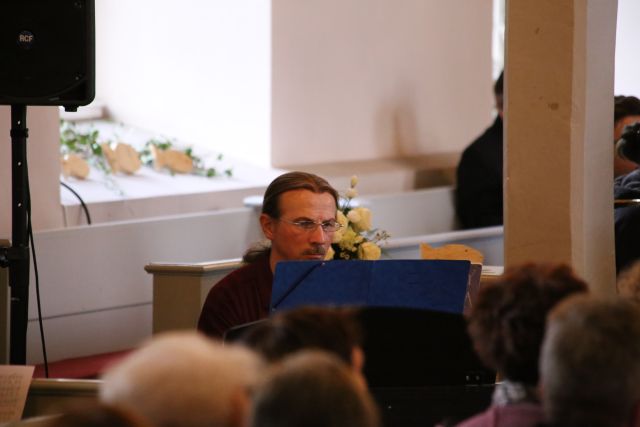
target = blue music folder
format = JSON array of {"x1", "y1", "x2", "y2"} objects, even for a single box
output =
[{"x1": 271, "y1": 259, "x2": 470, "y2": 315}]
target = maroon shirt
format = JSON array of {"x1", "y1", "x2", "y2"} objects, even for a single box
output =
[
  {"x1": 197, "y1": 252, "x2": 273, "y2": 339},
  {"x1": 455, "y1": 403, "x2": 545, "y2": 427}
]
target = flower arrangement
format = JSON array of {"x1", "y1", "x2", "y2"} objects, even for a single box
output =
[
  {"x1": 59, "y1": 120, "x2": 232, "y2": 181},
  {"x1": 325, "y1": 176, "x2": 390, "y2": 261}
]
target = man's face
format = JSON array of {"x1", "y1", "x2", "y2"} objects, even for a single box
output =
[{"x1": 260, "y1": 189, "x2": 337, "y2": 271}]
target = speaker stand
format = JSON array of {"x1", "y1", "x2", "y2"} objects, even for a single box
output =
[{"x1": 0, "y1": 105, "x2": 31, "y2": 364}]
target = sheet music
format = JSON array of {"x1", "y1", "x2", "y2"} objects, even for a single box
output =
[
  {"x1": 0, "y1": 365, "x2": 34, "y2": 422},
  {"x1": 481, "y1": 265, "x2": 504, "y2": 276}
]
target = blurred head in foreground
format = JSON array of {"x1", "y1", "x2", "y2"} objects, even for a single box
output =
[
  {"x1": 468, "y1": 263, "x2": 587, "y2": 386},
  {"x1": 541, "y1": 295, "x2": 640, "y2": 427},
  {"x1": 249, "y1": 351, "x2": 380, "y2": 427},
  {"x1": 100, "y1": 332, "x2": 263, "y2": 427}
]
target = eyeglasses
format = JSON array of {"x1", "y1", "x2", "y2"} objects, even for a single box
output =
[{"x1": 279, "y1": 218, "x2": 342, "y2": 232}]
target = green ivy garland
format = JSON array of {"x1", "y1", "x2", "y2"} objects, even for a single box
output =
[{"x1": 60, "y1": 120, "x2": 233, "y2": 179}]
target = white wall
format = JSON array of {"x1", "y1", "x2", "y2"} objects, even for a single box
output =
[
  {"x1": 0, "y1": 107, "x2": 63, "y2": 237},
  {"x1": 615, "y1": 0, "x2": 640, "y2": 97},
  {"x1": 94, "y1": 1, "x2": 495, "y2": 169},
  {"x1": 271, "y1": 0, "x2": 495, "y2": 167},
  {"x1": 94, "y1": 0, "x2": 271, "y2": 167}
]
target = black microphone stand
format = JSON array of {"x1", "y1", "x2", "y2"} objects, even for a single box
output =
[{"x1": 0, "y1": 104, "x2": 31, "y2": 364}]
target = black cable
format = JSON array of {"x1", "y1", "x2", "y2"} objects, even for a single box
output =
[
  {"x1": 60, "y1": 181, "x2": 92, "y2": 225},
  {"x1": 25, "y1": 156, "x2": 49, "y2": 377},
  {"x1": 28, "y1": 211, "x2": 48, "y2": 377}
]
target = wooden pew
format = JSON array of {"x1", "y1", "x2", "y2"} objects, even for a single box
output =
[
  {"x1": 0, "y1": 379, "x2": 99, "y2": 426},
  {"x1": 146, "y1": 259, "x2": 242, "y2": 333},
  {"x1": 23, "y1": 378, "x2": 99, "y2": 418},
  {"x1": 10, "y1": 185, "x2": 487, "y2": 364},
  {"x1": 385, "y1": 225, "x2": 504, "y2": 266},
  {"x1": 246, "y1": 186, "x2": 461, "y2": 239},
  {"x1": 10, "y1": 207, "x2": 262, "y2": 365},
  {"x1": 146, "y1": 228, "x2": 504, "y2": 334},
  {"x1": 2, "y1": 415, "x2": 59, "y2": 427}
]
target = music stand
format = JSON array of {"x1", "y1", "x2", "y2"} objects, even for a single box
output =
[{"x1": 271, "y1": 259, "x2": 471, "y2": 315}]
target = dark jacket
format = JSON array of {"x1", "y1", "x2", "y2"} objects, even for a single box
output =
[
  {"x1": 455, "y1": 117, "x2": 504, "y2": 229},
  {"x1": 614, "y1": 168, "x2": 640, "y2": 273}
]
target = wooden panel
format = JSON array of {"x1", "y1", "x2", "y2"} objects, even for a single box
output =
[
  {"x1": 28, "y1": 208, "x2": 261, "y2": 319},
  {"x1": 147, "y1": 260, "x2": 241, "y2": 334},
  {"x1": 385, "y1": 226, "x2": 504, "y2": 266},
  {"x1": 26, "y1": 304, "x2": 151, "y2": 365},
  {"x1": 359, "y1": 186, "x2": 458, "y2": 237},
  {"x1": 23, "y1": 379, "x2": 99, "y2": 418}
]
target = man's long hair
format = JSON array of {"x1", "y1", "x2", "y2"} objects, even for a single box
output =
[{"x1": 242, "y1": 171, "x2": 338, "y2": 263}]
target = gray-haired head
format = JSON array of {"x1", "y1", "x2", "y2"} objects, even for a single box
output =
[
  {"x1": 541, "y1": 295, "x2": 640, "y2": 427},
  {"x1": 100, "y1": 332, "x2": 263, "y2": 427}
]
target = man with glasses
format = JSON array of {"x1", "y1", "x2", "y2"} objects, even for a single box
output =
[{"x1": 198, "y1": 171, "x2": 340, "y2": 338}]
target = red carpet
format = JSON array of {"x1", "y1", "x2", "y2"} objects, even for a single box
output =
[{"x1": 33, "y1": 349, "x2": 132, "y2": 379}]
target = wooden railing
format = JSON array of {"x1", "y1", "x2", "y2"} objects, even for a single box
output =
[
  {"x1": 145, "y1": 259, "x2": 242, "y2": 333},
  {"x1": 23, "y1": 378, "x2": 100, "y2": 418},
  {"x1": 0, "y1": 378, "x2": 100, "y2": 426},
  {"x1": 146, "y1": 228, "x2": 504, "y2": 334}
]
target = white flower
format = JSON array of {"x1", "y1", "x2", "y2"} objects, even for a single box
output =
[
  {"x1": 332, "y1": 210, "x2": 349, "y2": 243},
  {"x1": 328, "y1": 175, "x2": 389, "y2": 261},
  {"x1": 358, "y1": 241, "x2": 381, "y2": 260},
  {"x1": 347, "y1": 207, "x2": 372, "y2": 232},
  {"x1": 338, "y1": 227, "x2": 359, "y2": 252}
]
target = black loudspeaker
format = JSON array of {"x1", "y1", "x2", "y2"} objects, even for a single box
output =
[{"x1": 0, "y1": 0, "x2": 95, "y2": 111}]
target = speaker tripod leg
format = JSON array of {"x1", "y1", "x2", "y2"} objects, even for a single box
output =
[{"x1": 8, "y1": 104, "x2": 30, "y2": 365}]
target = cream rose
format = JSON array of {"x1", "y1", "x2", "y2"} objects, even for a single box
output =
[
  {"x1": 345, "y1": 188, "x2": 358, "y2": 199},
  {"x1": 358, "y1": 241, "x2": 381, "y2": 260},
  {"x1": 332, "y1": 210, "x2": 349, "y2": 243},
  {"x1": 338, "y1": 227, "x2": 359, "y2": 252},
  {"x1": 347, "y1": 209, "x2": 360, "y2": 223},
  {"x1": 348, "y1": 207, "x2": 372, "y2": 232},
  {"x1": 350, "y1": 175, "x2": 358, "y2": 188}
]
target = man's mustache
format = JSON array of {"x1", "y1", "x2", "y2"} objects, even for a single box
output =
[{"x1": 303, "y1": 245, "x2": 326, "y2": 256}]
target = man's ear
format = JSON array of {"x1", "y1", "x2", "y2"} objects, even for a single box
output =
[
  {"x1": 260, "y1": 213, "x2": 275, "y2": 240},
  {"x1": 351, "y1": 346, "x2": 365, "y2": 373},
  {"x1": 351, "y1": 346, "x2": 368, "y2": 390}
]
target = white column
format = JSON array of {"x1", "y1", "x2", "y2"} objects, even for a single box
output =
[{"x1": 504, "y1": 0, "x2": 617, "y2": 295}]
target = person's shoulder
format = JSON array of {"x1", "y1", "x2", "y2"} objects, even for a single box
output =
[
  {"x1": 461, "y1": 119, "x2": 503, "y2": 161},
  {"x1": 215, "y1": 254, "x2": 271, "y2": 291},
  {"x1": 615, "y1": 168, "x2": 640, "y2": 198},
  {"x1": 469, "y1": 117, "x2": 502, "y2": 146},
  {"x1": 456, "y1": 404, "x2": 544, "y2": 427},
  {"x1": 218, "y1": 262, "x2": 258, "y2": 284},
  {"x1": 454, "y1": 409, "x2": 490, "y2": 427}
]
